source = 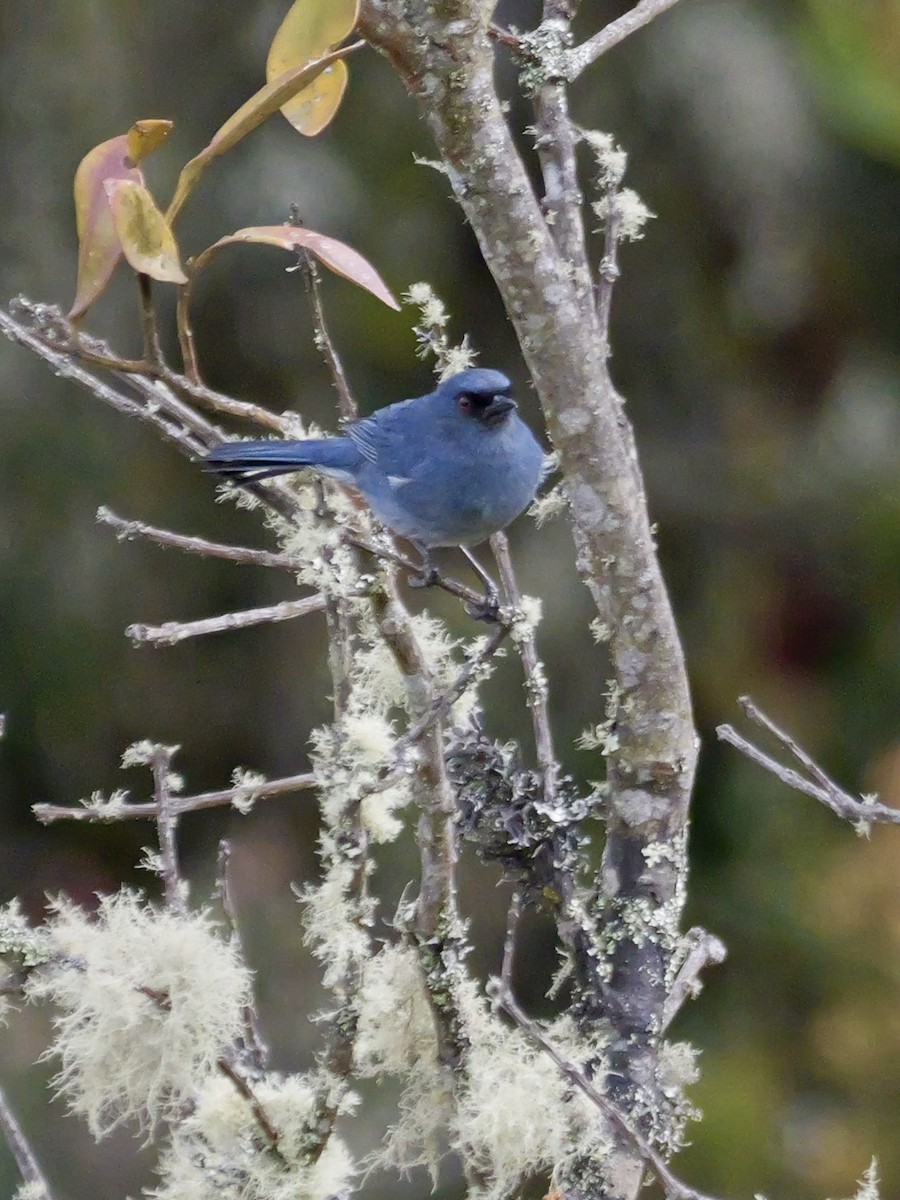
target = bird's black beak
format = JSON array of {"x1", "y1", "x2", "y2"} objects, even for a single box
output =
[{"x1": 483, "y1": 394, "x2": 517, "y2": 426}]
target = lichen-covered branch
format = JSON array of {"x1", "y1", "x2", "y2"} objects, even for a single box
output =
[
  {"x1": 368, "y1": 573, "x2": 468, "y2": 1064},
  {"x1": 125, "y1": 594, "x2": 326, "y2": 647},
  {"x1": 358, "y1": 5, "x2": 696, "y2": 1196}
]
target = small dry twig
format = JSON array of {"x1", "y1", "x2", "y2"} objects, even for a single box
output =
[
  {"x1": 717, "y1": 696, "x2": 900, "y2": 827},
  {"x1": 0, "y1": 1082, "x2": 54, "y2": 1200},
  {"x1": 217, "y1": 1056, "x2": 287, "y2": 1165},
  {"x1": 500, "y1": 892, "x2": 522, "y2": 991},
  {"x1": 661, "y1": 928, "x2": 727, "y2": 1034},
  {"x1": 126, "y1": 594, "x2": 326, "y2": 647},
  {"x1": 293, "y1": 237, "x2": 357, "y2": 423},
  {"x1": 492, "y1": 532, "x2": 559, "y2": 806},
  {"x1": 151, "y1": 745, "x2": 186, "y2": 912},
  {"x1": 216, "y1": 841, "x2": 268, "y2": 1069},
  {"x1": 566, "y1": 0, "x2": 683, "y2": 79},
  {"x1": 33, "y1": 771, "x2": 317, "y2": 825},
  {"x1": 97, "y1": 507, "x2": 309, "y2": 571}
]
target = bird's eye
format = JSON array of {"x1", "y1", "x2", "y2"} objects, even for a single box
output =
[{"x1": 458, "y1": 395, "x2": 472, "y2": 412}]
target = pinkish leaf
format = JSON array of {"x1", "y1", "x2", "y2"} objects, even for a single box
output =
[{"x1": 205, "y1": 224, "x2": 399, "y2": 310}]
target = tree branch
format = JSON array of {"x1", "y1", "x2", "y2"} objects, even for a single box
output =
[
  {"x1": 358, "y1": 9, "x2": 697, "y2": 1196},
  {"x1": 33, "y1": 771, "x2": 317, "y2": 824},
  {"x1": 150, "y1": 744, "x2": 186, "y2": 912},
  {"x1": 0, "y1": 1083, "x2": 54, "y2": 1200},
  {"x1": 531, "y1": 2, "x2": 595, "y2": 318},
  {"x1": 717, "y1": 696, "x2": 900, "y2": 828},
  {"x1": 491, "y1": 532, "x2": 559, "y2": 806},
  {"x1": 216, "y1": 841, "x2": 268, "y2": 1069},
  {"x1": 492, "y1": 981, "x2": 722, "y2": 1200},
  {"x1": 97, "y1": 507, "x2": 309, "y2": 570},
  {"x1": 125, "y1": 594, "x2": 326, "y2": 647},
  {"x1": 566, "y1": 0, "x2": 684, "y2": 79}
]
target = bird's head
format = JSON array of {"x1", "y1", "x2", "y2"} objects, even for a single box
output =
[{"x1": 437, "y1": 369, "x2": 516, "y2": 429}]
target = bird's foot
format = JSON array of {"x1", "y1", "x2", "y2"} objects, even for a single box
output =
[
  {"x1": 407, "y1": 542, "x2": 438, "y2": 590},
  {"x1": 407, "y1": 565, "x2": 439, "y2": 589},
  {"x1": 465, "y1": 586, "x2": 501, "y2": 623}
]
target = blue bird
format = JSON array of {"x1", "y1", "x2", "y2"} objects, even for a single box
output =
[{"x1": 204, "y1": 370, "x2": 545, "y2": 604}]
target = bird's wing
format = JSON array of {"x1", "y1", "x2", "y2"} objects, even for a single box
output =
[
  {"x1": 345, "y1": 415, "x2": 381, "y2": 464},
  {"x1": 345, "y1": 399, "x2": 427, "y2": 475}
]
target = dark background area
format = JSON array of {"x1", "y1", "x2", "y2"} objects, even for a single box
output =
[{"x1": 2, "y1": 1, "x2": 899, "y2": 1198}]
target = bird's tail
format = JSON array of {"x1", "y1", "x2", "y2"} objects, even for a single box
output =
[{"x1": 204, "y1": 437, "x2": 359, "y2": 483}]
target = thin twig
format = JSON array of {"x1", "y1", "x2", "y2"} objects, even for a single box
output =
[
  {"x1": 172, "y1": 258, "x2": 292, "y2": 434},
  {"x1": 487, "y1": 23, "x2": 522, "y2": 51},
  {"x1": 347, "y1": 625, "x2": 510, "y2": 812},
  {"x1": 21, "y1": 302, "x2": 230, "y2": 449},
  {"x1": 10, "y1": 297, "x2": 288, "y2": 437},
  {"x1": 97, "y1": 507, "x2": 308, "y2": 570},
  {"x1": 661, "y1": 927, "x2": 727, "y2": 1034},
  {"x1": 126, "y1": 594, "x2": 326, "y2": 646},
  {"x1": 402, "y1": 623, "x2": 509, "y2": 748},
  {"x1": 350, "y1": 533, "x2": 506, "y2": 618},
  {"x1": 0, "y1": 306, "x2": 207, "y2": 460},
  {"x1": 295, "y1": 241, "x2": 357, "y2": 422},
  {"x1": 298, "y1": 250, "x2": 361, "y2": 714},
  {"x1": 493, "y1": 982, "x2": 723, "y2": 1200},
  {"x1": 137, "y1": 274, "x2": 163, "y2": 367},
  {"x1": 370, "y1": 573, "x2": 467, "y2": 1066},
  {"x1": 151, "y1": 745, "x2": 185, "y2": 912},
  {"x1": 739, "y1": 697, "x2": 851, "y2": 797},
  {"x1": 175, "y1": 274, "x2": 201, "y2": 382},
  {"x1": 216, "y1": 841, "x2": 268, "y2": 1069},
  {"x1": 717, "y1": 697, "x2": 900, "y2": 827},
  {"x1": 160, "y1": 366, "x2": 290, "y2": 434},
  {"x1": 217, "y1": 1056, "x2": 286, "y2": 1164},
  {"x1": 566, "y1": 0, "x2": 684, "y2": 78},
  {"x1": 596, "y1": 186, "x2": 622, "y2": 354},
  {"x1": 0, "y1": 1083, "x2": 54, "y2": 1200},
  {"x1": 531, "y1": 0, "x2": 596, "y2": 319},
  {"x1": 491, "y1": 532, "x2": 559, "y2": 806},
  {"x1": 33, "y1": 771, "x2": 317, "y2": 824},
  {"x1": 501, "y1": 892, "x2": 522, "y2": 991}
]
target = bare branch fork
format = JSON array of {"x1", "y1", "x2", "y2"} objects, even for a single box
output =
[{"x1": 718, "y1": 696, "x2": 900, "y2": 827}]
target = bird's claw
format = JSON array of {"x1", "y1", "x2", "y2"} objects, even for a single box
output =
[
  {"x1": 465, "y1": 587, "x2": 501, "y2": 623},
  {"x1": 407, "y1": 566, "x2": 439, "y2": 589}
]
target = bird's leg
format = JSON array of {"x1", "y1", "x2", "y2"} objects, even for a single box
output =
[
  {"x1": 460, "y1": 546, "x2": 500, "y2": 621},
  {"x1": 407, "y1": 541, "x2": 439, "y2": 589}
]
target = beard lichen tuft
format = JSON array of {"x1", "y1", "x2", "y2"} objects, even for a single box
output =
[{"x1": 25, "y1": 890, "x2": 252, "y2": 1136}]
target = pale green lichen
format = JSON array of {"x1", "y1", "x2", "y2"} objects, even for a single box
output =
[
  {"x1": 0, "y1": 898, "x2": 52, "y2": 968},
  {"x1": 593, "y1": 189, "x2": 655, "y2": 242},
  {"x1": 146, "y1": 1072, "x2": 357, "y2": 1200},
  {"x1": 404, "y1": 281, "x2": 477, "y2": 379},
  {"x1": 229, "y1": 767, "x2": 268, "y2": 815},
  {"x1": 26, "y1": 891, "x2": 252, "y2": 1136},
  {"x1": 529, "y1": 483, "x2": 567, "y2": 526}
]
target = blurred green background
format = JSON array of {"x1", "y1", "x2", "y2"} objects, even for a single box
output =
[{"x1": 2, "y1": 1, "x2": 900, "y2": 1197}]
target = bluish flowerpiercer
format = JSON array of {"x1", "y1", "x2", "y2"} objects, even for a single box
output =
[{"x1": 204, "y1": 368, "x2": 546, "y2": 604}]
